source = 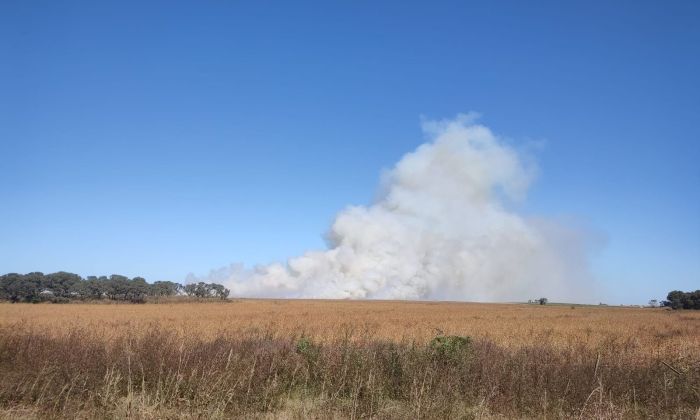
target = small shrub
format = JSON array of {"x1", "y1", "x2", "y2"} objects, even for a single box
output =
[
  {"x1": 429, "y1": 335, "x2": 471, "y2": 359},
  {"x1": 296, "y1": 336, "x2": 320, "y2": 360}
]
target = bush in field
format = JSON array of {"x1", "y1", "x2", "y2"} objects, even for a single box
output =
[
  {"x1": 296, "y1": 336, "x2": 320, "y2": 361},
  {"x1": 429, "y1": 335, "x2": 472, "y2": 359}
]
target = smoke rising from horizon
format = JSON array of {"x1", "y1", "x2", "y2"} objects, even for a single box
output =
[{"x1": 189, "y1": 114, "x2": 595, "y2": 302}]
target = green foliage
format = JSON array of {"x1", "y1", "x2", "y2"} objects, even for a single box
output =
[
  {"x1": 295, "y1": 336, "x2": 315, "y2": 354},
  {"x1": 662, "y1": 290, "x2": 700, "y2": 310},
  {"x1": 429, "y1": 335, "x2": 472, "y2": 359},
  {"x1": 295, "y1": 336, "x2": 320, "y2": 362},
  {"x1": 0, "y1": 271, "x2": 229, "y2": 303},
  {"x1": 183, "y1": 282, "x2": 230, "y2": 299},
  {"x1": 151, "y1": 281, "x2": 182, "y2": 297}
]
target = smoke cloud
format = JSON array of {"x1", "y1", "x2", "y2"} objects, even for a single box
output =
[{"x1": 190, "y1": 114, "x2": 595, "y2": 302}]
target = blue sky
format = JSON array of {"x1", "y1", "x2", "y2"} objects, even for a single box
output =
[{"x1": 1, "y1": 1, "x2": 698, "y2": 304}]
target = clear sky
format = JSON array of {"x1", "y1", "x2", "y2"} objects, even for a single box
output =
[{"x1": 1, "y1": 1, "x2": 698, "y2": 304}]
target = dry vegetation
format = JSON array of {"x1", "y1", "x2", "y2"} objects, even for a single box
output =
[{"x1": 0, "y1": 300, "x2": 698, "y2": 419}]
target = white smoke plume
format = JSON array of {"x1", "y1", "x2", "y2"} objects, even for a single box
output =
[{"x1": 190, "y1": 114, "x2": 595, "y2": 302}]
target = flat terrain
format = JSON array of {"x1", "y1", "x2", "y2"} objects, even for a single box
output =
[
  {"x1": 1, "y1": 300, "x2": 698, "y2": 356},
  {"x1": 1, "y1": 300, "x2": 698, "y2": 418}
]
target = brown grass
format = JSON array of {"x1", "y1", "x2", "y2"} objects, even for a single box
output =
[
  {"x1": 0, "y1": 300, "x2": 698, "y2": 418},
  {"x1": 1, "y1": 300, "x2": 698, "y2": 353}
]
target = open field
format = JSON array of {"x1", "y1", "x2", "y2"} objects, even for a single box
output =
[
  {"x1": 1, "y1": 300, "x2": 699, "y2": 353},
  {"x1": 1, "y1": 300, "x2": 698, "y2": 418}
]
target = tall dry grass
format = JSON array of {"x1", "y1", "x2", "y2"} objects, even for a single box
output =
[{"x1": 0, "y1": 301, "x2": 698, "y2": 418}]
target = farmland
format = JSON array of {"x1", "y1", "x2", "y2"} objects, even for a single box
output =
[{"x1": 0, "y1": 300, "x2": 698, "y2": 418}]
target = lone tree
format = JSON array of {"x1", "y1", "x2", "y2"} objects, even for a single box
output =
[{"x1": 538, "y1": 297, "x2": 548, "y2": 305}]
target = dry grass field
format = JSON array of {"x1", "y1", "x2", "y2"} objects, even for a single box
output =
[
  {"x1": 1, "y1": 300, "x2": 699, "y2": 351},
  {"x1": 0, "y1": 300, "x2": 698, "y2": 419}
]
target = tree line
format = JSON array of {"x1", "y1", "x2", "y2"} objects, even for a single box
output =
[
  {"x1": 0, "y1": 272, "x2": 230, "y2": 303},
  {"x1": 662, "y1": 290, "x2": 700, "y2": 310}
]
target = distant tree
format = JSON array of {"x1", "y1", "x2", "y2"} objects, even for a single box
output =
[
  {"x1": 108, "y1": 275, "x2": 130, "y2": 300},
  {"x1": 193, "y1": 282, "x2": 210, "y2": 298},
  {"x1": 538, "y1": 297, "x2": 548, "y2": 305},
  {"x1": 20, "y1": 272, "x2": 45, "y2": 303},
  {"x1": 0, "y1": 273, "x2": 25, "y2": 302},
  {"x1": 692, "y1": 291, "x2": 700, "y2": 309},
  {"x1": 648, "y1": 299, "x2": 658, "y2": 308},
  {"x1": 665, "y1": 290, "x2": 684, "y2": 309},
  {"x1": 127, "y1": 277, "x2": 149, "y2": 302},
  {"x1": 44, "y1": 272, "x2": 82, "y2": 298},
  {"x1": 183, "y1": 282, "x2": 229, "y2": 299},
  {"x1": 77, "y1": 276, "x2": 105, "y2": 300},
  {"x1": 663, "y1": 290, "x2": 700, "y2": 310},
  {"x1": 0, "y1": 271, "x2": 227, "y2": 303},
  {"x1": 0, "y1": 273, "x2": 45, "y2": 303},
  {"x1": 150, "y1": 281, "x2": 182, "y2": 297},
  {"x1": 210, "y1": 283, "x2": 230, "y2": 300},
  {"x1": 183, "y1": 283, "x2": 197, "y2": 297}
]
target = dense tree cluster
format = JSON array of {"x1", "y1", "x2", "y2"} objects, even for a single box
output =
[
  {"x1": 662, "y1": 290, "x2": 700, "y2": 310},
  {"x1": 182, "y1": 282, "x2": 230, "y2": 299},
  {"x1": 0, "y1": 272, "x2": 230, "y2": 303}
]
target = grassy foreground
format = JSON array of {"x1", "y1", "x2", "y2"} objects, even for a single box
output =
[{"x1": 0, "y1": 301, "x2": 698, "y2": 418}]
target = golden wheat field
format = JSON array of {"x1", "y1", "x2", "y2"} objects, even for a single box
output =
[{"x1": 1, "y1": 300, "x2": 698, "y2": 355}]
